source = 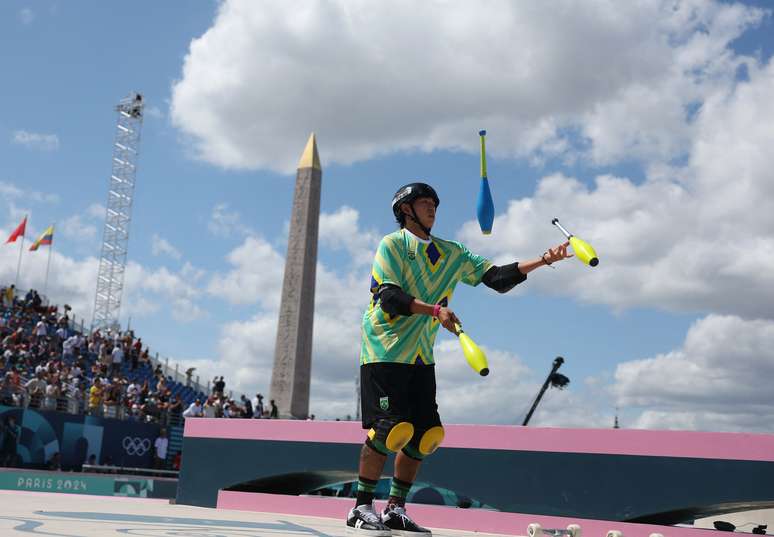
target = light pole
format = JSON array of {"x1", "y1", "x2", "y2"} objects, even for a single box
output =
[{"x1": 522, "y1": 357, "x2": 570, "y2": 426}]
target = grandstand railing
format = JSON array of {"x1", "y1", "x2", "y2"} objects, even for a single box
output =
[
  {"x1": 82, "y1": 463, "x2": 179, "y2": 478},
  {"x1": 1, "y1": 391, "x2": 185, "y2": 429},
  {"x1": 59, "y1": 314, "x2": 212, "y2": 398}
]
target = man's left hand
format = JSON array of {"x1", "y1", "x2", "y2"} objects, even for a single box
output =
[{"x1": 544, "y1": 242, "x2": 573, "y2": 264}]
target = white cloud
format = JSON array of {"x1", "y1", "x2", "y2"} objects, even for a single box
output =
[
  {"x1": 170, "y1": 0, "x2": 764, "y2": 172},
  {"x1": 0, "y1": 182, "x2": 24, "y2": 200},
  {"x1": 207, "y1": 202, "x2": 251, "y2": 237},
  {"x1": 613, "y1": 315, "x2": 774, "y2": 432},
  {"x1": 12, "y1": 130, "x2": 59, "y2": 151},
  {"x1": 87, "y1": 203, "x2": 106, "y2": 219},
  {"x1": 207, "y1": 235, "x2": 285, "y2": 307},
  {"x1": 151, "y1": 234, "x2": 182, "y2": 260},
  {"x1": 0, "y1": 181, "x2": 59, "y2": 204},
  {"x1": 125, "y1": 264, "x2": 206, "y2": 323},
  {"x1": 60, "y1": 214, "x2": 97, "y2": 242},
  {"x1": 319, "y1": 206, "x2": 380, "y2": 266},
  {"x1": 144, "y1": 106, "x2": 164, "y2": 119},
  {"x1": 18, "y1": 8, "x2": 34, "y2": 25},
  {"x1": 458, "y1": 56, "x2": 774, "y2": 321}
]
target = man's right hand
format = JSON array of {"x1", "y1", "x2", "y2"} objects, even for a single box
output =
[{"x1": 437, "y1": 307, "x2": 461, "y2": 335}]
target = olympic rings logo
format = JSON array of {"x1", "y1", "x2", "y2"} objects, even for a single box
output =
[{"x1": 122, "y1": 437, "x2": 151, "y2": 456}]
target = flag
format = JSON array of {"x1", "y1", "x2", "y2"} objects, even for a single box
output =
[
  {"x1": 5, "y1": 216, "x2": 27, "y2": 243},
  {"x1": 29, "y1": 225, "x2": 54, "y2": 251}
]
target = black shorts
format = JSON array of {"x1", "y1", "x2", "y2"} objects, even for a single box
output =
[{"x1": 360, "y1": 362, "x2": 441, "y2": 432}]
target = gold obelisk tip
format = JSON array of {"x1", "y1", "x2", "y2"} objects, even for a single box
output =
[{"x1": 297, "y1": 133, "x2": 321, "y2": 170}]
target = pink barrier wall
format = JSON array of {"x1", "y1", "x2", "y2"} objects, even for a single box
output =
[{"x1": 185, "y1": 418, "x2": 774, "y2": 462}]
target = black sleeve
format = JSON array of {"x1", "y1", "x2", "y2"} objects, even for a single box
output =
[
  {"x1": 378, "y1": 284, "x2": 415, "y2": 316},
  {"x1": 481, "y1": 262, "x2": 527, "y2": 294}
]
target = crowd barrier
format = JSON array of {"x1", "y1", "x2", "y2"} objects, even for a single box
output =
[{"x1": 0, "y1": 404, "x2": 161, "y2": 470}]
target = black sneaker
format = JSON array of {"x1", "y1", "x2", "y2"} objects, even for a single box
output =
[
  {"x1": 380, "y1": 504, "x2": 432, "y2": 536},
  {"x1": 346, "y1": 504, "x2": 392, "y2": 536}
]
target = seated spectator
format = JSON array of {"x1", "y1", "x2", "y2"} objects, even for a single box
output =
[
  {"x1": 128, "y1": 403, "x2": 141, "y2": 422},
  {"x1": 202, "y1": 397, "x2": 216, "y2": 418},
  {"x1": 183, "y1": 398, "x2": 203, "y2": 418},
  {"x1": 0, "y1": 372, "x2": 17, "y2": 406},
  {"x1": 102, "y1": 379, "x2": 122, "y2": 419},
  {"x1": 44, "y1": 380, "x2": 60, "y2": 410},
  {"x1": 142, "y1": 396, "x2": 160, "y2": 423},
  {"x1": 33, "y1": 319, "x2": 47, "y2": 342},
  {"x1": 222, "y1": 399, "x2": 237, "y2": 418},
  {"x1": 25, "y1": 371, "x2": 47, "y2": 408}
]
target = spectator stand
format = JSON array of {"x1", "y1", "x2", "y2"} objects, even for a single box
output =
[
  {"x1": 1, "y1": 284, "x2": 208, "y2": 436},
  {"x1": 1, "y1": 283, "x2": 261, "y2": 483}
]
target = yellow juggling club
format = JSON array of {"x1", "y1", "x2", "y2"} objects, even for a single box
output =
[
  {"x1": 455, "y1": 323, "x2": 489, "y2": 376},
  {"x1": 552, "y1": 218, "x2": 599, "y2": 267}
]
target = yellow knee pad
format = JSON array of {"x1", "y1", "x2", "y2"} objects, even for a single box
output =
[
  {"x1": 367, "y1": 421, "x2": 414, "y2": 453},
  {"x1": 385, "y1": 421, "x2": 414, "y2": 451},
  {"x1": 418, "y1": 425, "x2": 445, "y2": 455}
]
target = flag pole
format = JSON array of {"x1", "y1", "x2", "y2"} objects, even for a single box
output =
[
  {"x1": 43, "y1": 224, "x2": 54, "y2": 297},
  {"x1": 14, "y1": 215, "x2": 27, "y2": 290}
]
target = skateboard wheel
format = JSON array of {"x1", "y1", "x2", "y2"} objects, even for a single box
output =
[
  {"x1": 567, "y1": 524, "x2": 582, "y2": 537},
  {"x1": 607, "y1": 531, "x2": 624, "y2": 537},
  {"x1": 528, "y1": 523, "x2": 543, "y2": 537},
  {"x1": 649, "y1": 534, "x2": 664, "y2": 537}
]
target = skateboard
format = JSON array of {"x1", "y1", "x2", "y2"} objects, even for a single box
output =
[
  {"x1": 527, "y1": 523, "x2": 582, "y2": 537},
  {"x1": 526, "y1": 525, "x2": 657, "y2": 537}
]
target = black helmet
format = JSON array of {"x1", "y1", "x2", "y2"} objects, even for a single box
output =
[{"x1": 391, "y1": 183, "x2": 440, "y2": 223}]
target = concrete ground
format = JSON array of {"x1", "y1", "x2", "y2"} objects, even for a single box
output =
[{"x1": 0, "y1": 490, "x2": 511, "y2": 537}]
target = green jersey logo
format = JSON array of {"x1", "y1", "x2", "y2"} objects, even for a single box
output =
[{"x1": 379, "y1": 396, "x2": 389, "y2": 411}]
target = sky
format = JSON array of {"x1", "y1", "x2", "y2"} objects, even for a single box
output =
[{"x1": 1, "y1": 0, "x2": 773, "y2": 431}]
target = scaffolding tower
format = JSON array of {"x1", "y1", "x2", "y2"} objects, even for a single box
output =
[{"x1": 92, "y1": 92, "x2": 144, "y2": 331}]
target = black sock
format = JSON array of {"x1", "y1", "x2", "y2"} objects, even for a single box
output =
[
  {"x1": 355, "y1": 475, "x2": 378, "y2": 508},
  {"x1": 387, "y1": 477, "x2": 412, "y2": 507}
]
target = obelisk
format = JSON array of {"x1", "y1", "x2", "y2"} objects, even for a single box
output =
[{"x1": 269, "y1": 133, "x2": 321, "y2": 419}]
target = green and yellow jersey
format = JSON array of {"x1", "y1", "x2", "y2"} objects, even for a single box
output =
[{"x1": 360, "y1": 229, "x2": 492, "y2": 365}]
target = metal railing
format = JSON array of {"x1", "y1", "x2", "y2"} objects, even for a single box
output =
[
  {"x1": 82, "y1": 463, "x2": 179, "y2": 478},
  {"x1": 146, "y1": 353, "x2": 210, "y2": 398},
  {"x1": 1, "y1": 392, "x2": 185, "y2": 428}
]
